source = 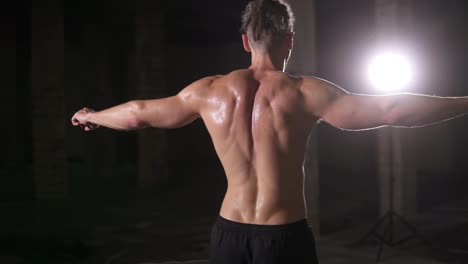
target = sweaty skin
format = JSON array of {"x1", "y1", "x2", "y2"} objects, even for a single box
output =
[
  {"x1": 72, "y1": 34, "x2": 468, "y2": 226},
  {"x1": 199, "y1": 70, "x2": 316, "y2": 225}
]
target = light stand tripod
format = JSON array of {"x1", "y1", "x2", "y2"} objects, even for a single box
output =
[{"x1": 358, "y1": 129, "x2": 429, "y2": 262}]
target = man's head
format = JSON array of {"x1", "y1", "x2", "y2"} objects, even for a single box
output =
[{"x1": 241, "y1": 0, "x2": 295, "y2": 54}]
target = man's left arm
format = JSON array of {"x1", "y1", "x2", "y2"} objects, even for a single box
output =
[
  {"x1": 304, "y1": 77, "x2": 468, "y2": 130},
  {"x1": 71, "y1": 77, "x2": 213, "y2": 131}
]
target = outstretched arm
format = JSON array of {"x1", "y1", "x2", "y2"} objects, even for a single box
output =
[
  {"x1": 71, "y1": 77, "x2": 213, "y2": 131},
  {"x1": 303, "y1": 77, "x2": 468, "y2": 131}
]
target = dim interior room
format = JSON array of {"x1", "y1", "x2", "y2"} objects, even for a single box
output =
[{"x1": 5, "y1": 0, "x2": 468, "y2": 263}]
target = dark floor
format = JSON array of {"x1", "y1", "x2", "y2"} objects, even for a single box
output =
[{"x1": 1, "y1": 185, "x2": 468, "y2": 264}]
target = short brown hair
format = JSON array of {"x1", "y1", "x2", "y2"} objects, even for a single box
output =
[{"x1": 241, "y1": 0, "x2": 295, "y2": 50}]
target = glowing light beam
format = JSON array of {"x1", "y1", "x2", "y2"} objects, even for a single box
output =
[{"x1": 368, "y1": 51, "x2": 413, "y2": 92}]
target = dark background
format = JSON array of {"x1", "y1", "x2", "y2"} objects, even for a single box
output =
[{"x1": 4, "y1": 0, "x2": 468, "y2": 263}]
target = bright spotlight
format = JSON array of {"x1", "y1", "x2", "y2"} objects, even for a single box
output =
[{"x1": 368, "y1": 52, "x2": 413, "y2": 92}]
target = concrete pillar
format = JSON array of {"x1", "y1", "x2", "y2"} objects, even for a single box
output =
[
  {"x1": 0, "y1": 10, "x2": 35, "y2": 202},
  {"x1": 31, "y1": 0, "x2": 67, "y2": 199},
  {"x1": 375, "y1": 0, "x2": 417, "y2": 217},
  {"x1": 286, "y1": 0, "x2": 318, "y2": 75},
  {"x1": 134, "y1": 1, "x2": 169, "y2": 189},
  {"x1": 285, "y1": 0, "x2": 320, "y2": 236}
]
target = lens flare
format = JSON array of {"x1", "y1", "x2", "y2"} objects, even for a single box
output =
[{"x1": 368, "y1": 52, "x2": 413, "y2": 92}]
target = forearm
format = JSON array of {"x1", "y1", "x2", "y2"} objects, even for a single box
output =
[
  {"x1": 87, "y1": 101, "x2": 146, "y2": 131},
  {"x1": 388, "y1": 94, "x2": 468, "y2": 127}
]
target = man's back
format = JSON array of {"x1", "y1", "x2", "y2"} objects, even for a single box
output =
[{"x1": 200, "y1": 69, "x2": 318, "y2": 225}]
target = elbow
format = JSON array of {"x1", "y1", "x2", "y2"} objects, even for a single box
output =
[
  {"x1": 127, "y1": 100, "x2": 147, "y2": 129},
  {"x1": 383, "y1": 104, "x2": 413, "y2": 127},
  {"x1": 384, "y1": 110, "x2": 400, "y2": 127},
  {"x1": 382, "y1": 95, "x2": 406, "y2": 127}
]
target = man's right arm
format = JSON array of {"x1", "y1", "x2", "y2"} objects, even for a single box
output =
[
  {"x1": 71, "y1": 77, "x2": 214, "y2": 131},
  {"x1": 302, "y1": 77, "x2": 468, "y2": 131}
]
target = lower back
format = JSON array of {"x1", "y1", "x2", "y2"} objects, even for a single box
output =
[{"x1": 219, "y1": 170, "x2": 307, "y2": 225}]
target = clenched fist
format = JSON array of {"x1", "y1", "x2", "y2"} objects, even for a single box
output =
[{"x1": 71, "y1": 107, "x2": 100, "y2": 131}]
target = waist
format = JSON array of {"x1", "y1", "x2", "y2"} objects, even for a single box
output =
[
  {"x1": 214, "y1": 215, "x2": 311, "y2": 233},
  {"x1": 220, "y1": 195, "x2": 306, "y2": 225}
]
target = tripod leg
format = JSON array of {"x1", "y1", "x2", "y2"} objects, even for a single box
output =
[
  {"x1": 377, "y1": 237, "x2": 385, "y2": 262},
  {"x1": 359, "y1": 211, "x2": 390, "y2": 243},
  {"x1": 393, "y1": 212, "x2": 433, "y2": 247},
  {"x1": 389, "y1": 211, "x2": 395, "y2": 245},
  {"x1": 377, "y1": 215, "x2": 393, "y2": 262}
]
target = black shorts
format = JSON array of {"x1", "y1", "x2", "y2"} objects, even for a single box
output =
[{"x1": 209, "y1": 216, "x2": 319, "y2": 264}]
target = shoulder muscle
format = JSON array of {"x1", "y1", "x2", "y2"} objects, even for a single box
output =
[
  {"x1": 300, "y1": 76, "x2": 349, "y2": 118},
  {"x1": 177, "y1": 75, "x2": 222, "y2": 113}
]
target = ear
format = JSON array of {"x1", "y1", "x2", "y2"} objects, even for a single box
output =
[
  {"x1": 287, "y1": 32, "x2": 295, "y2": 49},
  {"x1": 242, "y1": 34, "x2": 252, "y2": 52}
]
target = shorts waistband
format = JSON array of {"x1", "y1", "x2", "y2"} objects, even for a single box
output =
[{"x1": 215, "y1": 215, "x2": 310, "y2": 233}]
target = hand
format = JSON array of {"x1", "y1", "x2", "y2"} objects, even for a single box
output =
[{"x1": 71, "y1": 107, "x2": 100, "y2": 131}]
